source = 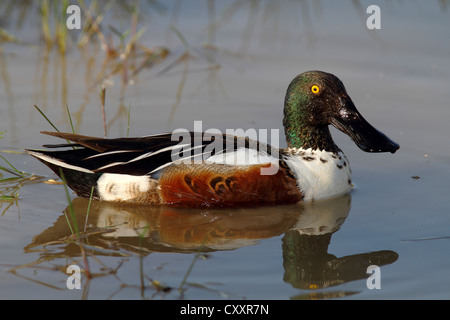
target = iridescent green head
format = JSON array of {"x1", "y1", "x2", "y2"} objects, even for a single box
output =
[{"x1": 283, "y1": 70, "x2": 399, "y2": 153}]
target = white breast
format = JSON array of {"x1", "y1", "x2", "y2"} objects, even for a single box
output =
[{"x1": 283, "y1": 148, "x2": 352, "y2": 201}]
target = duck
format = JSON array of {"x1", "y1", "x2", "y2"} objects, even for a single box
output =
[{"x1": 26, "y1": 71, "x2": 399, "y2": 207}]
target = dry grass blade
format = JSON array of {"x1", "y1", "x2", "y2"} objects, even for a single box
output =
[{"x1": 100, "y1": 86, "x2": 107, "y2": 138}]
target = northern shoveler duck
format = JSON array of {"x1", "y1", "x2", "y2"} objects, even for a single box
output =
[{"x1": 26, "y1": 71, "x2": 399, "y2": 207}]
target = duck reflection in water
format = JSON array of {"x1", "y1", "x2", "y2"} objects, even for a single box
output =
[
  {"x1": 26, "y1": 194, "x2": 397, "y2": 293},
  {"x1": 281, "y1": 195, "x2": 398, "y2": 295}
]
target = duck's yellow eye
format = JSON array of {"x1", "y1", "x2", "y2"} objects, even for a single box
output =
[{"x1": 311, "y1": 85, "x2": 320, "y2": 94}]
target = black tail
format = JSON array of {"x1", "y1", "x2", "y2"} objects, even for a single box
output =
[{"x1": 26, "y1": 149, "x2": 101, "y2": 198}]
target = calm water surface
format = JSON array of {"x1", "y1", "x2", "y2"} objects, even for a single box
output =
[{"x1": 0, "y1": 1, "x2": 449, "y2": 299}]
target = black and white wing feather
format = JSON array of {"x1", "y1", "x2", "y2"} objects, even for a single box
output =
[{"x1": 26, "y1": 131, "x2": 279, "y2": 178}]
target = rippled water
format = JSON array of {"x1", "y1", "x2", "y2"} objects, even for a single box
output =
[{"x1": 0, "y1": 1, "x2": 449, "y2": 299}]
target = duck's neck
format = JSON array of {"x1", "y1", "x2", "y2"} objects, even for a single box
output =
[
  {"x1": 284, "y1": 124, "x2": 333, "y2": 151},
  {"x1": 283, "y1": 116, "x2": 339, "y2": 153}
]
